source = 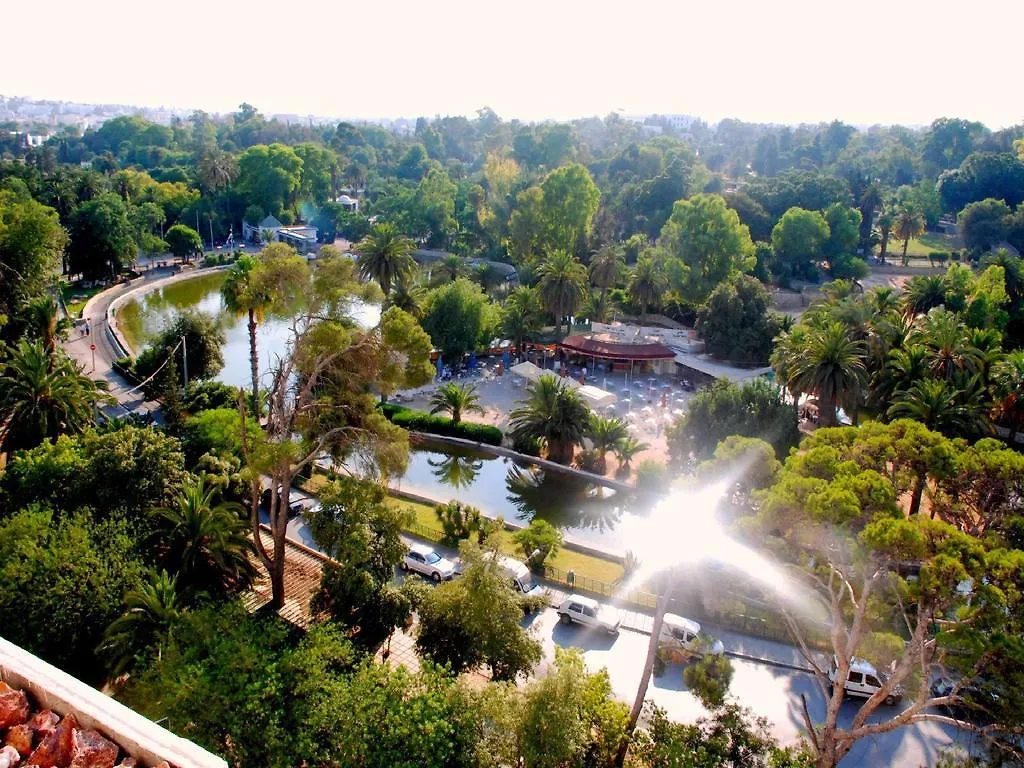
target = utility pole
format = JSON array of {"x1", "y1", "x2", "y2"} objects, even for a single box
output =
[
  {"x1": 209, "y1": 217, "x2": 215, "y2": 251},
  {"x1": 181, "y1": 335, "x2": 189, "y2": 388}
]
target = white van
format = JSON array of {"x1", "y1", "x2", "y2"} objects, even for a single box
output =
[
  {"x1": 828, "y1": 656, "x2": 904, "y2": 705},
  {"x1": 494, "y1": 555, "x2": 544, "y2": 597},
  {"x1": 658, "y1": 614, "x2": 725, "y2": 662}
]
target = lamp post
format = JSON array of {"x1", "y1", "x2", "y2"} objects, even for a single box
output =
[{"x1": 181, "y1": 335, "x2": 188, "y2": 388}]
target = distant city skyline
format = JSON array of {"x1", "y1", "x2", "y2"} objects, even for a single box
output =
[{"x1": 2, "y1": 0, "x2": 1021, "y2": 129}]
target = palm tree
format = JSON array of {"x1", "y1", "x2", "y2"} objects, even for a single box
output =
[
  {"x1": 354, "y1": 222, "x2": 417, "y2": 297},
  {"x1": 916, "y1": 309, "x2": 982, "y2": 381},
  {"x1": 992, "y1": 351, "x2": 1024, "y2": 443},
  {"x1": 893, "y1": 204, "x2": 925, "y2": 266},
  {"x1": 0, "y1": 341, "x2": 113, "y2": 453},
  {"x1": 627, "y1": 253, "x2": 668, "y2": 322},
  {"x1": 536, "y1": 249, "x2": 588, "y2": 337},
  {"x1": 98, "y1": 569, "x2": 181, "y2": 677},
  {"x1": 390, "y1": 271, "x2": 427, "y2": 319},
  {"x1": 613, "y1": 436, "x2": 648, "y2": 474},
  {"x1": 786, "y1": 322, "x2": 867, "y2": 427},
  {"x1": 502, "y1": 286, "x2": 544, "y2": 354},
  {"x1": 21, "y1": 296, "x2": 69, "y2": 358},
  {"x1": 509, "y1": 374, "x2": 591, "y2": 464},
  {"x1": 888, "y1": 378, "x2": 989, "y2": 438},
  {"x1": 585, "y1": 414, "x2": 630, "y2": 474},
  {"x1": 221, "y1": 255, "x2": 271, "y2": 412},
  {"x1": 197, "y1": 149, "x2": 238, "y2": 194},
  {"x1": 874, "y1": 344, "x2": 930, "y2": 410},
  {"x1": 438, "y1": 253, "x2": 466, "y2": 283},
  {"x1": 770, "y1": 325, "x2": 812, "y2": 419},
  {"x1": 429, "y1": 382, "x2": 484, "y2": 424},
  {"x1": 474, "y1": 262, "x2": 506, "y2": 297},
  {"x1": 903, "y1": 275, "x2": 947, "y2": 315},
  {"x1": 150, "y1": 477, "x2": 257, "y2": 596},
  {"x1": 867, "y1": 287, "x2": 901, "y2": 315},
  {"x1": 589, "y1": 244, "x2": 625, "y2": 321},
  {"x1": 875, "y1": 203, "x2": 896, "y2": 264}
]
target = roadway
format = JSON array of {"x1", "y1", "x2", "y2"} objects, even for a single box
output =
[
  {"x1": 280, "y1": 488, "x2": 976, "y2": 767},
  {"x1": 63, "y1": 273, "x2": 164, "y2": 420}
]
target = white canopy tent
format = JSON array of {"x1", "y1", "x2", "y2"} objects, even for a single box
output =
[
  {"x1": 510, "y1": 361, "x2": 545, "y2": 381},
  {"x1": 509, "y1": 362, "x2": 582, "y2": 390},
  {"x1": 577, "y1": 384, "x2": 617, "y2": 408}
]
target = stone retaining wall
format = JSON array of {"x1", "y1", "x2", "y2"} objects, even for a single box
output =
[
  {"x1": 411, "y1": 433, "x2": 641, "y2": 495},
  {"x1": 104, "y1": 266, "x2": 229, "y2": 357}
]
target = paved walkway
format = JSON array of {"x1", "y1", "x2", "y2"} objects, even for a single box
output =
[
  {"x1": 284, "y1": 484, "x2": 816, "y2": 674},
  {"x1": 62, "y1": 275, "x2": 167, "y2": 420}
]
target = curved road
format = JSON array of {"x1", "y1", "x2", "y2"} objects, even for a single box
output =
[{"x1": 63, "y1": 272, "x2": 168, "y2": 419}]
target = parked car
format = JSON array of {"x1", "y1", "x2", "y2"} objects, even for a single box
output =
[
  {"x1": 287, "y1": 497, "x2": 319, "y2": 520},
  {"x1": 492, "y1": 554, "x2": 546, "y2": 597},
  {"x1": 401, "y1": 543, "x2": 457, "y2": 582},
  {"x1": 930, "y1": 675, "x2": 1002, "y2": 723},
  {"x1": 557, "y1": 594, "x2": 621, "y2": 634},
  {"x1": 828, "y1": 656, "x2": 904, "y2": 705},
  {"x1": 657, "y1": 614, "x2": 725, "y2": 662}
]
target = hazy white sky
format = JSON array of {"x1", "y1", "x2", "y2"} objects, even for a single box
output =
[{"x1": 4, "y1": 0, "x2": 1021, "y2": 127}]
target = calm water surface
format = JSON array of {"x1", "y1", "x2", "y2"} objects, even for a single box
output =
[
  {"x1": 119, "y1": 271, "x2": 380, "y2": 388},
  {"x1": 388, "y1": 444, "x2": 658, "y2": 554},
  {"x1": 122, "y1": 272, "x2": 651, "y2": 547}
]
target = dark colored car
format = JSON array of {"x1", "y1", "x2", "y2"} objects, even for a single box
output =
[{"x1": 930, "y1": 676, "x2": 1002, "y2": 723}]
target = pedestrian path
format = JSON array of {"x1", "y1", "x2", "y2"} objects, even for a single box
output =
[{"x1": 285, "y1": 470, "x2": 820, "y2": 674}]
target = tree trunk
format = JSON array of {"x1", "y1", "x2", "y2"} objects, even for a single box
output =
[
  {"x1": 815, "y1": 742, "x2": 840, "y2": 768},
  {"x1": 901, "y1": 237, "x2": 911, "y2": 266},
  {"x1": 248, "y1": 308, "x2": 260, "y2": 415},
  {"x1": 909, "y1": 471, "x2": 926, "y2": 517},
  {"x1": 269, "y1": 473, "x2": 292, "y2": 610},
  {"x1": 616, "y1": 588, "x2": 670, "y2": 767},
  {"x1": 879, "y1": 232, "x2": 889, "y2": 263}
]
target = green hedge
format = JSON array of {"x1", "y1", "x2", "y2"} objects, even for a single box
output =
[
  {"x1": 379, "y1": 403, "x2": 503, "y2": 445},
  {"x1": 112, "y1": 356, "x2": 139, "y2": 381}
]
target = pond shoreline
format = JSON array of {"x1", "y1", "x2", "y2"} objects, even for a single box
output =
[
  {"x1": 106, "y1": 265, "x2": 230, "y2": 357},
  {"x1": 410, "y1": 432, "x2": 641, "y2": 495}
]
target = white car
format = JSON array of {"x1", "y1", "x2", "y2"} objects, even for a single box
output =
[
  {"x1": 401, "y1": 543, "x2": 457, "y2": 582},
  {"x1": 557, "y1": 595, "x2": 621, "y2": 634},
  {"x1": 658, "y1": 614, "x2": 725, "y2": 660},
  {"x1": 828, "y1": 656, "x2": 904, "y2": 705}
]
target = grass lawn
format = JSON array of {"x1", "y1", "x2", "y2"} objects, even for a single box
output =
[
  {"x1": 62, "y1": 284, "x2": 103, "y2": 318},
  {"x1": 297, "y1": 474, "x2": 626, "y2": 586},
  {"x1": 386, "y1": 495, "x2": 625, "y2": 584},
  {"x1": 885, "y1": 231, "x2": 961, "y2": 261}
]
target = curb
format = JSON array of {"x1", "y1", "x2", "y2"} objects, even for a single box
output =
[
  {"x1": 618, "y1": 623, "x2": 814, "y2": 674},
  {"x1": 107, "y1": 265, "x2": 229, "y2": 357}
]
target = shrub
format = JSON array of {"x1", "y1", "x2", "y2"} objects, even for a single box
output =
[
  {"x1": 112, "y1": 355, "x2": 137, "y2": 380},
  {"x1": 511, "y1": 431, "x2": 542, "y2": 457},
  {"x1": 574, "y1": 448, "x2": 602, "y2": 473},
  {"x1": 183, "y1": 381, "x2": 243, "y2": 414},
  {"x1": 202, "y1": 254, "x2": 219, "y2": 268},
  {"x1": 434, "y1": 500, "x2": 485, "y2": 547},
  {"x1": 634, "y1": 459, "x2": 670, "y2": 492},
  {"x1": 928, "y1": 251, "x2": 950, "y2": 267},
  {"x1": 512, "y1": 519, "x2": 563, "y2": 567},
  {"x1": 379, "y1": 404, "x2": 503, "y2": 445}
]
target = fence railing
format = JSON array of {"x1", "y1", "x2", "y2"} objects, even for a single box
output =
[
  {"x1": 293, "y1": 473, "x2": 830, "y2": 652},
  {"x1": 406, "y1": 519, "x2": 447, "y2": 542}
]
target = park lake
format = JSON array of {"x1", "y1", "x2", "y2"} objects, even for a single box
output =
[{"x1": 119, "y1": 271, "x2": 650, "y2": 550}]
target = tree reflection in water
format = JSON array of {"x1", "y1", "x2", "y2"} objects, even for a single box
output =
[
  {"x1": 504, "y1": 463, "x2": 625, "y2": 533},
  {"x1": 427, "y1": 453, "x2": 484, "y2": 489}
]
